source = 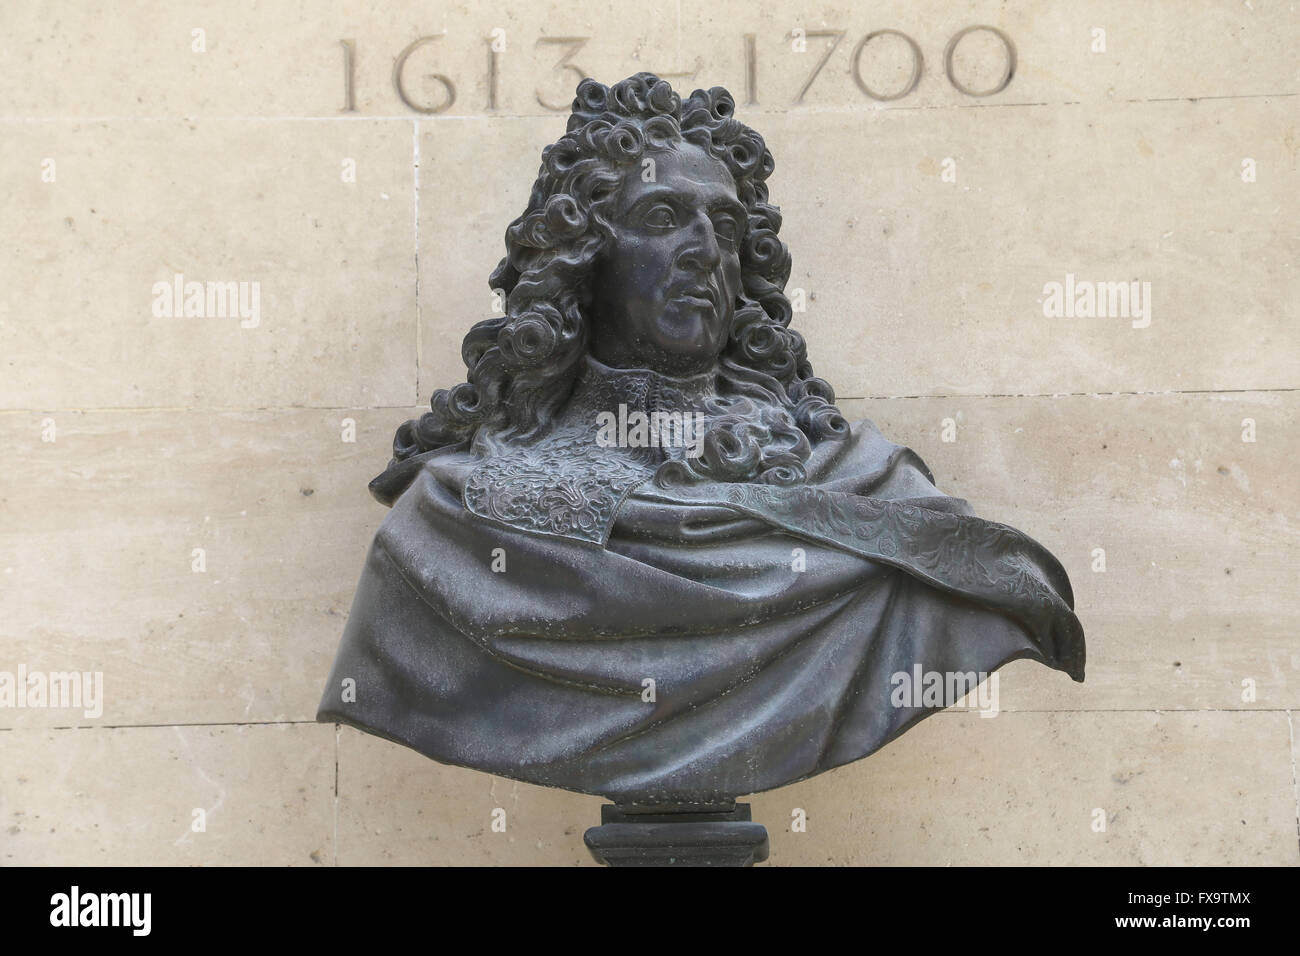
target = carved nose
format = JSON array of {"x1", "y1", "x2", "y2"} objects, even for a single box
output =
[
  {"x1": 677, "y1": 217, "x2": 722, "y2": 272},
  {"x1": 678, "y1": 244, "x2": 719, "y2": 273}
]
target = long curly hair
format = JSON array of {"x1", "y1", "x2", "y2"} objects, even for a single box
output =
[{"x1": 376, "y1": 72, "x2": 847, "y2": 501}]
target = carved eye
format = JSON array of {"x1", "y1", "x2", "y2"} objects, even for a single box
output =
[
  {"x1": 643, "y1": 204, "x2": 677, "y2": 229},
  {"x1": 712, "y1": 215, "x2": 740, "y2": 246}
]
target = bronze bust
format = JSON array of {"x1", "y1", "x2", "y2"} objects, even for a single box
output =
[{"x1": 318, "y1": 73, "x2": 1084, "y2": 860}]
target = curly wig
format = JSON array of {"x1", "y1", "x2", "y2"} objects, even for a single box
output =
[{"x1": 375, "y1": 72, "x2": 847, "y2": 501}]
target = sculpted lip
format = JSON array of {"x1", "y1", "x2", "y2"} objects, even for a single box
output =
[{"x1": 670, "y1": 281, "x2": 718, "y2": 309}]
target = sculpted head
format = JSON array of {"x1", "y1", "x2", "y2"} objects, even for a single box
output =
[
  {"x1": 382, "y1": 73, "x2": 848, "y2": 495},
  {"x1": 590, "y1": 139, "x2": 745, "y2": 375}
]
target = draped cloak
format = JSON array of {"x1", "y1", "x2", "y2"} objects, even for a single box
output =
[{"x1": 317, "y1": 358, "x2": 1085, "y2": 804}]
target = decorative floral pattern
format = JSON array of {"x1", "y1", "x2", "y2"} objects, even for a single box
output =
[
  {"x1": 462, "y1": 357, "x2": 716, "y2": 544},
  {"x1": 648, "y1": 480, "x2": 1084, "y2": 678},
  {"x1": 464, "y1": 442, "x2": 651, "y2": 544}
]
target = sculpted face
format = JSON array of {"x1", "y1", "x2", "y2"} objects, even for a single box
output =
[{"x1": 588, "y1": 141, "x2": 745, "y2": 376}]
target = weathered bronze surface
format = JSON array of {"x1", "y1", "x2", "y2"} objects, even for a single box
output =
[{"x1": 318, "y1": 73, "x2": 1084, "y2": 811}]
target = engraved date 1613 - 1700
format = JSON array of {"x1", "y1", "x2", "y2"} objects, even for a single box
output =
[{"x1": 337, "y1": 25, "x2": 1017, "y2": 114}]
